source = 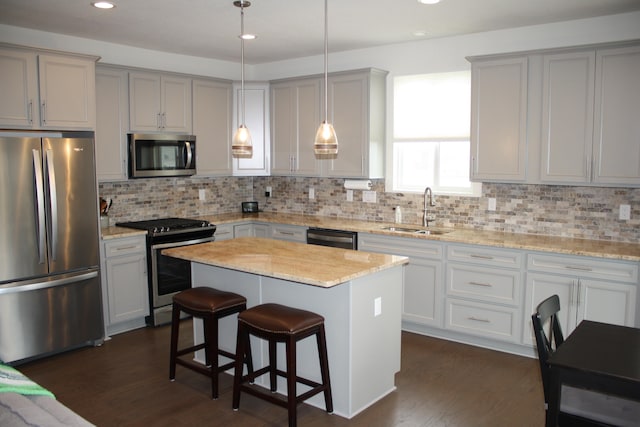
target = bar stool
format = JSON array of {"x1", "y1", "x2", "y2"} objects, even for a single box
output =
[
  {"x1": 169, "y1": 287, "x2": 252, "y2": 399},
  {"x1": 232, "y1": 303, "x2": 333, "y2": 427}
]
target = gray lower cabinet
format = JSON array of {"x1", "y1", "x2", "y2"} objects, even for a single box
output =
[
  {"x1": 213, "y1": 223, "x2": 234, "y2": 241},
  {"x1": 359, "y1": 233, "x2": 444, "y2": 328},
  {"x1": 101, "y1": 235, "x2": 149, "y2": 336}
]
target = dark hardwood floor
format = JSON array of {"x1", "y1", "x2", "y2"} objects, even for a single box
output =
[{"x1": 19, "y1": 320, "x2": 544, "y2": 426}]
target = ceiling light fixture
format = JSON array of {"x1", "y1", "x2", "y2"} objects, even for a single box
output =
[
  {"x1": 314, "y1": 0, "x2": 338, "y2": 156},
  {"x1": 91, "y1": 1, "x2": 115, "y2": 9},
  {"x1": 418, "y1": 0, "x2": 441, "y2": 4},
  {"x1": 232, "y1": 0, "x2": 253, "y2": 158}
]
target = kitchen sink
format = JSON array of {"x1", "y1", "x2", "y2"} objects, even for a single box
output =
[{"x1": 381, "y1": 226, "x2": 452, "y2": 235}]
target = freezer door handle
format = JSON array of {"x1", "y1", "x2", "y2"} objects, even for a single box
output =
[
  {"x1": 45, "y1": 149, "x2": 58, "y2": 261},
  {"x1": 0, "y1": 270, "x2": 99, "y2": 295},
  {"x1": 32, "y1": 149, "x2": 46, "y2": 264}
]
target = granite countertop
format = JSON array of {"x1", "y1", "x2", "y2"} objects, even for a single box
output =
[
  {"x1": 100, "y1": 226, "x2": 147, "y2": 240},
  {"x1": 163, "y1": 237, "x2": 409, "y2": 288},
  {"x1": 198, "y1": 212, "x2": 640, "y2": 262}
]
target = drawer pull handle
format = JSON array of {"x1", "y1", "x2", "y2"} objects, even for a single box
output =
[
  {"x1": 469, "y1": 281, "x2": 493, "y2": 287},
  {"x1": 279, "y1": 231, "x2": 295, "y2": 235},
  {"x1": 564, "y1": 265, "x2": 593, "y2": 272},
  {"x1": 468, "y1": 316, "x2": 491, "y2": 323},
  {"x1": 470, "y1": 254, "x2": 493, "y2": 260},
  {"x1": 115, "y1": 245, "x2": 138, "y2": 251}
]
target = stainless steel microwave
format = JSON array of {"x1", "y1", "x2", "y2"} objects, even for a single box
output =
[{"x1": 128, "y1": 134, "x2": 196, "y2": 178}]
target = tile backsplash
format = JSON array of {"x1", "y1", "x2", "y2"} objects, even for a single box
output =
[{"x1": 99, "y1": 176, "x2": 639, "y2": 243}]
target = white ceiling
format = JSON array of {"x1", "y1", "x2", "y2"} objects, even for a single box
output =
[{"x1": 1, "y1": 0, "x2": 639, "y2": 64}]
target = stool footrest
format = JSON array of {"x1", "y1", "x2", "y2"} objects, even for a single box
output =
[{"x1": 176, "y1": 343, "x2": 206, "y2": 358}]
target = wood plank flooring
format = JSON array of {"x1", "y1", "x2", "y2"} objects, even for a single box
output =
[{"x1": 19, "y1": 320, "x2": 545, "y2": 426}]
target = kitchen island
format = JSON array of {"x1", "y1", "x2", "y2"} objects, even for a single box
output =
[{"x1": 163, "y1": 237, "x2": 408, "y2": 419}]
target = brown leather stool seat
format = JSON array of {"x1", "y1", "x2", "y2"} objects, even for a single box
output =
[
  {"x1": 232, "y1": 303, "x2": 333, "y2": 427},
  {"x1": 170, "y1": 287, "x2": 252, "y2": 399}
]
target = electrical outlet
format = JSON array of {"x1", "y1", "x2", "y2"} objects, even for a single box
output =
[
  {"x1": 620, "y1": 204, "x2": 631, "y2": 220},
  {"x1": 198, "y1": 189, "x2": 205, "y2": 201},
  {"x1": 488, "y1": 197, "x2": 496, "y2": 211},
  {"x1": 309, "y1": 187, "x2": 315, "y2": 199},
  {"x1": 346, "y1": 189, "x2": 353, "y2": 202},
  {"x1": 265, "y1": 186, "x2": 272, "y2": 197},
  {"x1": 363, "y1": 190, "x2": 376, "y2": 203}
]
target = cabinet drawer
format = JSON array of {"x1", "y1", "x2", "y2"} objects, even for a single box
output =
[
  {"x1": 214, "y1": 224, "x2": 234, "y2": 241},
  {"x1": 446, "y1": 298, "x2": 520, "y2": 343},
  {"x1": 270, "y1": 224, "x2": 306, "y2": 242},
  {"x1": 447, "y1": 245, "x2": 522, "y2": 269},
  {"x1": 446, "y1": 263, "x2": 521, "y2": 306},
  {"x1": 104, "y1": 237, "x2": 146, "y2": 257},
  {"x1": 359, "y1": 233, "x2": 444, "y2": 260},
  {"x1": 527, "y1": 253, "x2": 638, "y2": 283}
]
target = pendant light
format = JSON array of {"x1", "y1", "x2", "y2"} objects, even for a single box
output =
[
  {"x1": 232, "y1": 0, "x2": 253, "y2": 158},
  {"x1": 314, "y1": 0, "x2": 338, "y2": 156}
]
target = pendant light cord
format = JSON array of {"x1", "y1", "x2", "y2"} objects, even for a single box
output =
[
  {"x1": 323, "y1": 0, "x2": 328, "y2": 123},
  {"x1": 240, "y1": 5, "x2": 246, "y2": 126}
]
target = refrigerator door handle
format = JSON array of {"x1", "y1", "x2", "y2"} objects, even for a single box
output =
[
  {"x1": 0, "y1": 270, "x2": 99, "y2": 295},
  {"x1": 45, "y1": 149, "x2": 58, "y2": 261},
  {"x1": 32, "y1": 149, "x2": 46, "y2": 264}
]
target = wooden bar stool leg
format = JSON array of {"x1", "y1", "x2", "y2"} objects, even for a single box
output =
[
  {"x1": 317, "y1": 325, "x2": 333, "y2": 413},
  {"x1": 286, "y1": 336, "x2": 297, "y2": 427},
  {"x1": 205, "y1": 315, "x2": 220, "y2": 399},
  {"x1": 269, "y1": 339, "x2": 277, "y2": 392},
  {"x1": 232, "y1": 323, "x2": 248, "y2": 410},
  {"x1": 169, "y1": 303, "x2": 181, "y2": 381}
]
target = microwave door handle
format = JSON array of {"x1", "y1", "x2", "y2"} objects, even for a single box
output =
[{"x1": 184, "y1": 141, "x2": 193, "y2": 169}]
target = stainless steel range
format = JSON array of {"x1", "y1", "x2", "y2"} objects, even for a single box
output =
[{"x1": 116, "y1": 218, "x2": 216, "y2": 326}]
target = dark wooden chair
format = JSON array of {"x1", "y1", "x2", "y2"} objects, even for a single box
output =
[
  {"x1": 232, "y1": 303, "x2": 333, "y2": 427},
  {"x1": 532, "y1": 295, "x2": 639, "y2": 426},
  {"x1": 169, "y1": 287, "x2": 253, "y2": 399}
]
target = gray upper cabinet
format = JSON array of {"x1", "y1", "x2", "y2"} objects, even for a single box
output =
[
  {"x1": 193, "y1": 78, "x2": 233, "y2": 176},
  {"x1": 129, "y1": 71, "x2": 192, "y2": 133},
  {"x1": 470, "y1": 41, "x2": 640, "y2": 187},
  {"x1": 469, "y1": 56, "x2": 528, "y2": 182},
  {"x1": 0, "y1": 45, "x2": 96, "y2": 130},
  {"x1": 592, "y1": 44, "x2": 640, "y2": 185},
  {"x1": 96, "y1": 66, "x2": 129, "y2": 181},
  {"x1": 271, "y1": 77, "x2": 321, "y2": 176},
  {"x1": 540, "y1": 50, "x2": 596, "y2": 183}
]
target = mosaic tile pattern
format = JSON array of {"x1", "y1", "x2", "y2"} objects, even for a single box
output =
[{"x1": 99, "y1": 176, "x2": 639, "y2": 243}]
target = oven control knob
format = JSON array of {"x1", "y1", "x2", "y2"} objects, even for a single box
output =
[{"x1": 153, "y1": 227, "x2": 159, "y2": 233}]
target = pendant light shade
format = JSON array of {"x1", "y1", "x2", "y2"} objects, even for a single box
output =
[
  {"x1": 314, "y1": 0, "x2": 338, "y2": 156},
  {"x1": 232, "y1": 0, "x2": 253, "y2": 158}
]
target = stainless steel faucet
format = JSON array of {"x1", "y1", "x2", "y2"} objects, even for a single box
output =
[{"x1": 423, "y1": 187, "x2": 435, "y2": 227}]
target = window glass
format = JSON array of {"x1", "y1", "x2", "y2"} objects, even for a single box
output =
[{"x1": 391, "y1": 71, "x2": 480, "y2": 196}]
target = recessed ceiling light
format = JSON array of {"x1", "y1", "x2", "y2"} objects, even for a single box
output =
[
  {"x1": 418, "y1": 0, "x2": 441, "y2": 4},
  {"x1": 412, "y1": 30, "x2": 428, "y2": 37},
  {"x1": 239, "y1": 34, "x2": 257, "y2": 40},
  {"x1": 92, "y1": 2, "x2": 115, "y2": 9}
]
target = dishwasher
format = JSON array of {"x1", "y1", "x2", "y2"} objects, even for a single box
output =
[{"x1": 306, "y1": 228, "x2": 357, "y2": 250}]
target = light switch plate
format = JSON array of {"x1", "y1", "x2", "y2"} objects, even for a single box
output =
[
  {"x1": 363, "y1": 190, "x2": 376, "y2": 203},
  {"x1": 488, "y1": 198, "x2": 496, "y2": 211},
  {"x1": 198, "y1": 189, "x2": 205, "y2": 201},
  {"x1": 346, "y1": 189, "x2": 353, "y2": 202},
  {"x1": 309, "y1": 187, "x2": 315, "y2": 199}
]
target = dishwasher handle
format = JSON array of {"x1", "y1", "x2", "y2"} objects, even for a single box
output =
[{"x1": 306, "y1": 228, "x2": 357, "y2": 250}]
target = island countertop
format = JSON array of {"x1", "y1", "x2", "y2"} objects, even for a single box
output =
[{"x1": 163, "y1": 237, "x2": 408, "y2": 288}]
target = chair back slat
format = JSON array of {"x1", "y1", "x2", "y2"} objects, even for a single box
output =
[{"x1": 531, "y1": 294, "x2": 564, "y2": 404}]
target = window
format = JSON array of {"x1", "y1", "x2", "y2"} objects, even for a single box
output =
[{"x1": 391, "y1": 71, "x2": 480, "y2": 196}]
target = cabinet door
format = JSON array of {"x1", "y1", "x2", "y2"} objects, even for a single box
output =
[
  {"x1": 253, "y1": 224, "x2": 270, "y2": 238},
  {"x1": 271, "y1": 83, "x2": 294, "y2": 174},
  {"x1": 294, "y1": 78, "x2": 321, "y2": 176},
  {"x1": 193, "y1": 78, "x2": 232, "y2": 175},
  {"x1": 129, "y1": 72, "x2": 161, "y2": 131},
  {"x1": 470, "y1": 57, "x2": 528, "y2": 181},
  {"x1": 38, "y1": 54, "x2": 96, "y2": 129},
  {"x1": 233, "y1": 83, "x2": 270, "y2": 176},
  {"x1": 105, "y1": 252, "x2": 149, "y2": 324},
  {"x1": 404, "y1": 258, "x2": 443, "y2": 328},
  {"x1": 523, "y1": 273, "x2": 577, "y2": 346},
  {"x1": 233, "y1": 223, "x2": 253, "y2": 237},
  {"x1": 161, "y1": 75, "x2": 192, "y2": 133},
  {"x1": 0, "y1": 49, "x2": 38, "y2": 128},
  {"x1": 96, "y1": 67, "x2": 128, "y2": 180},
  {"x1": 578, "y1": 279, "x2": 636, "y2": 327},
  {"x1": 326, "y1": 72, "x2": 367, "y2": 177},
  {"x1": 592, "y1": 45, "x2": 640, "y2": 185},
  {"x1": 540, "y1": 51, "x2": 595, "y2": 183}
]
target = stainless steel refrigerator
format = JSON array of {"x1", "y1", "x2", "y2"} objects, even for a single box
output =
[{"x1": 0, "y1": 130, "x2": 104, "y2": 364}]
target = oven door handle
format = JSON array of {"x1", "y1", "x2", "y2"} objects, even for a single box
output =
[{"x1": 151, "y1": 236, "x2": 215, "y2": 250}]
